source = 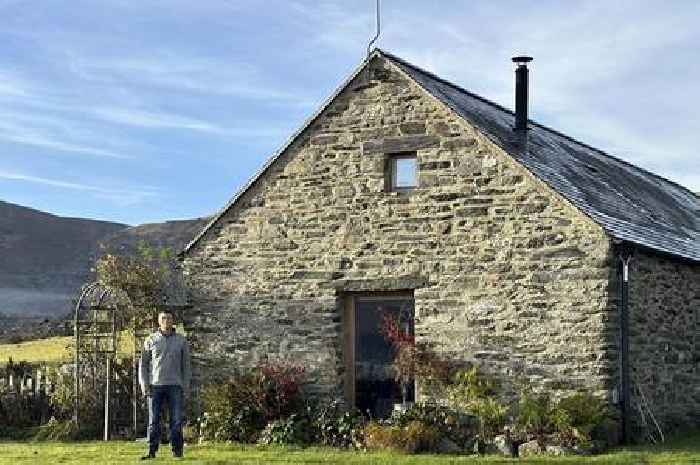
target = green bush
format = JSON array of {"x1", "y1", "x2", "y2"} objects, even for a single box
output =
[
  {"x1": 515, "y1": 390, "x2": 612, "y2": 447},
  {"x1": 363, "y1": 420, "x2": 441, "y2": 453},
  {"x1": 515, "y1": 390, "x2": 561, "y2": 442},
  {"x1": 387, "y1": 402, "x2": 476, "y2": 444},
  {"x1": 311, "y1": 399, "x2": 365, "y2": 448},
  {"x1": 0, "y1": 385, "x2": 52, "y2": 430},
  {"x1": 445, "y1": 367, "x2": 508, "y2": 439},
  {"x1": 49, "y1": 370, "x2": 101, "y2": 432},
  {"x1": 556, "y1": 392, "x2": 612, "y2": 445},
  {"x1": 200, "y1": 400, "x2": 266, "y2": 443},
  {"x1": 46, "y1": 357, "x2": 135, "y2": 440},
  {"x1": 258, "y1": 414, "x2": 313, "y2": 445}
]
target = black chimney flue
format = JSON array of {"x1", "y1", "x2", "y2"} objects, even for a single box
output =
[{"x1": 512, "y1": 56, "x2": 533, "y2": 131}]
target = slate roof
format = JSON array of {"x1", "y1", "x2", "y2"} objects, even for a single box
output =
[{"x1": 184, "y1": 49, "x2": 699, "y2": 263}]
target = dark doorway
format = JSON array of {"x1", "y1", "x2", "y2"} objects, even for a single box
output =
[{"x1": 353, "y1": 295, "x2": 414, "y2": 418}]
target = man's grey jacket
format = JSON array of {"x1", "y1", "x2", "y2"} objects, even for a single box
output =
[{"x1": 138, "y1": 330, "x2": 191, "y2": 395}]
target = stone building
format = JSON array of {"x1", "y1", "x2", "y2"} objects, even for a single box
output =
[{"x1": 181, "y1": 50, "x2": 699, "y2": 437}]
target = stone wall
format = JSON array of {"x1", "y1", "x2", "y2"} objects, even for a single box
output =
[
  {"x1": 182, "y1": 56, "x2": 616, "y2": 400},
  {"x1": 627, "y1": 249, "x2": 700, "y2": 432}
]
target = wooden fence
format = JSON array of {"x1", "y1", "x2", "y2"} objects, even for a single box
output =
[{"x1": 0, "y1": 365, "x2": 57, "y2": 398}]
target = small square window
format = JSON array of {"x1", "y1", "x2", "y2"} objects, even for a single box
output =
[{"x1": 389, "y1": 154, "x2": 417, "y2": 191}]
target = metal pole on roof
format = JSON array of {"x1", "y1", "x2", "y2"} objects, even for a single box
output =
[{"x1": 366, "y1": 0, "x2": 381, "y2": 59}]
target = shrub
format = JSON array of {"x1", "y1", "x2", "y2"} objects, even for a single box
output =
[
  {"x1": 379, "y1": 312, "x2": 449, "y2": 402},
  {"x1": 0, "y1": 425, "x2": 35, "y2": 440},
  {"x1": 47, "y1": 357, "x2": 135, "y2": 439},
  {"x1": 387, "y1": 402, "x2": 476, "y2": 444},
  {"x1": 6, "y1": 334, "x2": 25, "y2": 344},
  {"x1": 515, "y1": 390, "x2": 561, "y2": 442},
  {"x1": 199, "y1": 362, "x2": 307, "y2": 443},
  {"x1": 364, "y1": 420, "x2": 440, "y2": 453},
  {"x1": 556, "y1": 392, "x2": 611, "y2": 445},
  {"x1": 200, "y1": 404, "x2": 265, "y2": 443},
  {"x1": 258, "y1": 362, "x2": 306, "y2": 420},
  {"x1": 445, "y1": 367, "x2": 507, "y2": 439},
  {"x1": 311, "y1": 399, "x2": 366, "y2": 448},
  {"x1": 258, "y1": 414, "x2": 313, "y2": 445},
  {"x1": 0, "y1": 382, "x2": 52, "y2": 430},
  {"x1": 514, "y1": 390, "x2": 612, "y2": 447}
]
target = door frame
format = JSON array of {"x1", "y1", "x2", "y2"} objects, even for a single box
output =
[{"x1": 342, "y1": 291, "x2": 414, "y2": 408}]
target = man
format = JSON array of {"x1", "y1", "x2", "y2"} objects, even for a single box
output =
[{"x1": 138, "y1": 311, "x2": 191, "y2": 460}]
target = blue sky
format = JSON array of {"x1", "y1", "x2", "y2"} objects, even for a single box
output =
[{"x1": 1, "y1": 0, "x2": 698, "y2": 225}]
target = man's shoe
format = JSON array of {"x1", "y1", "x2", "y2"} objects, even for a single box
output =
[
  {"x1": 173, "y1": 451, "x2": 183, "y2": 458},
  {"x1": 140, "y1": 453, "x2": 155, "y2": 460}
]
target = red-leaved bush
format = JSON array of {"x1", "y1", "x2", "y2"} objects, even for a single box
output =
[
  {"x1": 258, "y1": 362, "x2": 306, "y2": 420},
  {"x1": 200, "y1": 361, "x2": 307, "y2": 442},
  {"x1": 379, "y1": 311, "x2": 415, "y2": 348},
  {"x1": 378, "y1": 311, "x2": 449, "y2": 393}
]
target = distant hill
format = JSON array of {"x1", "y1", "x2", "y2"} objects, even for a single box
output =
[
  {"x1": 100, "y1": 217, "x2": 209, "y2": 256},
  {"x1": 0, "y1": 200, "x2": 208, "y2": 319},
  {"x1": 0, "y1": 201, "x2": 127, "y2": 318}
]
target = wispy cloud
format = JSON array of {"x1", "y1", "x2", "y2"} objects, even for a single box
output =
[
  {"x1": 0, "y1": 117, "x2": 129, "y2": 159},
  {"x1": 92, "y1": 107, "x2": 227, "y2": 134},
  {"x1": 0, "y1": 169, "x2": 159, "y2": 206},
  {"x1": 69, "y1": 53, "x2": 314, "y2": 103},
  {"x1": 0, "y1": 0, "x2": 696, "y2": 227}
]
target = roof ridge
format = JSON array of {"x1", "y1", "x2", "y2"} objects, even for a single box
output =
[{"x1": 377, "y1": 49, "x2": 697, "y2": 198}]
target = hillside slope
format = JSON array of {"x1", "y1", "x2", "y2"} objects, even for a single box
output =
[
  {"x1": 0, "y1": 201, "x2": 127, "y2": 317},
  {"x1": 0, "y1": 200, "x2": 209, "y2": 319},
  {"x1": 100, "y1": 217, "x2": 209, "y2": 256}
]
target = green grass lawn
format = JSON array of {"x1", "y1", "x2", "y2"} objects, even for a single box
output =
[
  {"x1": 1, "y1": 432, "x2": 699, "y2": 465},
  {"x1": 0, "y1": 331, "x2": 143, "y2": 366},
  {"x1": 0, "y1": 336, "x2": 73, "y2": 365},
  {"x1": 0, "y1": 327, "x2": 187, "y2": 366}
]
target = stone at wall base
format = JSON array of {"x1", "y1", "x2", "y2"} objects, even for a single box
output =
[
  {"x1": 518, "y1": 439, "x2": 544, "y2": 456},
  {"x1": 546, "y1": 445, "x2": 575, "y2": 456},
  {"x1": 493, "y1": 434, "x2": 512, "y2": 456}
]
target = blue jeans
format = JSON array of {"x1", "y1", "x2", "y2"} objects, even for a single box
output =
[{"x1": 147, "y1": 385, "x2": 184, "y2": 456}]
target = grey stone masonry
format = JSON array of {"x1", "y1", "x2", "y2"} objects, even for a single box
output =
[
  {"x1": 183, "y1": 56, "x2": 619, "y2": 405},
  {"x1": 627, "y1": 250, "x2": 700, "y2": 432}
]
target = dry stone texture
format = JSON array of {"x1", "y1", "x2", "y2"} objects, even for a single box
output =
[
  {"x1": 183, "y1": 57, "x2": 699, "y2": 435},
  {"x1": 183, "y1": 56, "x2": 616, "y2": 400},
  {"x1": 627, "y1": 250, "x2": 700, "y2": 431}
]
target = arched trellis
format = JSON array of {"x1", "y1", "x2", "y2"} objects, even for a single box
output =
[
  {"x1": 74, "y1": 282, "x2": 121, "y2": 439},
  {"x1": 73, "y1": 281, "x2": 192, "y2": 440},
  {"x1": 73, "y1": 282, "x2": 156, "y2": 440}
]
